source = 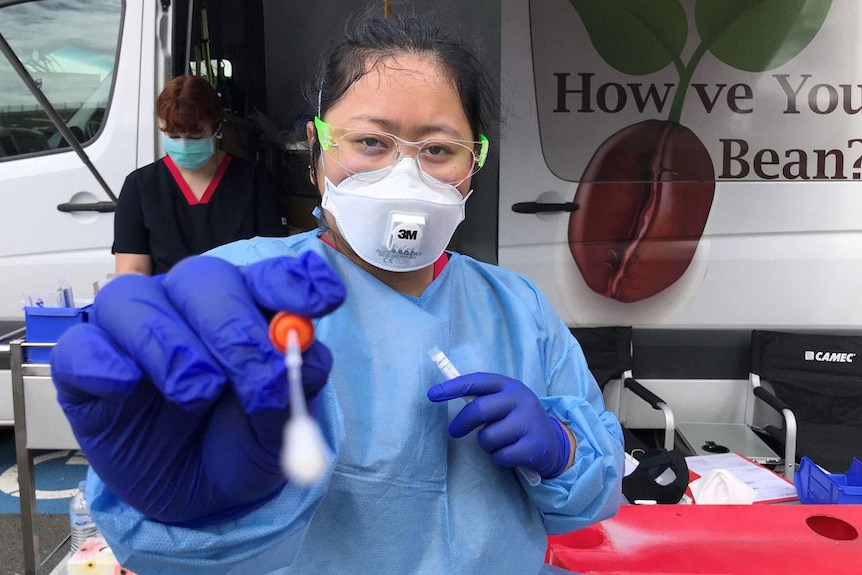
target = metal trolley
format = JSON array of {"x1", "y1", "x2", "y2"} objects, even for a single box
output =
[{"x1": 10, "y1": 338, "x2": 79, "y2": 575}]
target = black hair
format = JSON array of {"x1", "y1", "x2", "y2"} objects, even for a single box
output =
[{"x1": 304, "y1": 7, "x2": 497, "y2": 176}]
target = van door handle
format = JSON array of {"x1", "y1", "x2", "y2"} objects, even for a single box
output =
[
  {"x1": 511, "y1": 201, "x2": 579, "y2": 214},
  {"x1": 57, "y1": 201, "x2": 116, "y2": 213}
]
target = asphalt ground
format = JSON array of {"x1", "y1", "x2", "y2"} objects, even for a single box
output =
[
  {"x1": 0, "y1": 513, "x2": 68, "y2": 575},
  {"x1": 0, "y1": 427, "x2": 78, "y2": 574}
]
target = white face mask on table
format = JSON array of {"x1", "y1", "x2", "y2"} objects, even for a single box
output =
[{"x1": 321, "y1": 158, "x2": 472, "y2": 272}]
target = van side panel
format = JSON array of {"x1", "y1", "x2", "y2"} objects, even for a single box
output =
[
  {"x1": 0, "y1": 0, "x2": 145, "y2": 321},
  {"x1": 500, "y1": 0, "x2": 862, "y2": 426},
  {"x1": 500, "y1": 0, "x2": 862, "y2": 330}
]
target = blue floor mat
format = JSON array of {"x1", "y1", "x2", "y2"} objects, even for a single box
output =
[{"x1": 0, "y1": 429, "x2": 88, "y2": 514}]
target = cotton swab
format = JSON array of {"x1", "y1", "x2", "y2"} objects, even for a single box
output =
[{"x1": 269, "y1": 313, "x2": 327, "y2": 485}]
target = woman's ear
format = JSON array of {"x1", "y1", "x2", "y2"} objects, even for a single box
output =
[
  {"x1": 306, "y1": 120, "x2": 318, "y2": 154},
  {"x1": 306, "y1": 120, "x2": 318, "y2": 186}
]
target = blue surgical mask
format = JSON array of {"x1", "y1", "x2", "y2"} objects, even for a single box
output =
[{"x1": 162, "y1": 134, "x2": 215, "y2": 170}]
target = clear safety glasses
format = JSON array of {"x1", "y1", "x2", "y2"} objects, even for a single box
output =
[{"x1": 314, "y1": 117, "x2": 489, "y2": 189}]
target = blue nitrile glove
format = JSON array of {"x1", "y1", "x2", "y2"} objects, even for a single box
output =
[
  {"x1": 50, "y1": 252, "x2": 345, "y2": 526},
  {"x1": 427, "y1": 372, "x2": 571, "y2": 479}
]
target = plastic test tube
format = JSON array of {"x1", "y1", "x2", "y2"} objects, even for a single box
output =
[{"x1": 428, "y1": 347, "x2": 542, "y2": 487}]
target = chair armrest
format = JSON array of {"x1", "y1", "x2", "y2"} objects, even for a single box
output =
[
  {"x1": 752, "y1": 386, "x2": 797, "y2": 479},
  {"x1": 753, "y1": 385, "x2": 788, "y2": 414},
  {"x1": 624, "y1": 377, "x2": 665, "y2": 410},
  {"x1": 624, "y1": 377, "x2": 675, "y2": 451}
]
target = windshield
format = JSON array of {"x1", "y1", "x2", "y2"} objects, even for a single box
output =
[{"x1": 0, "y1": 0, "x2": 122, "y2": 159}]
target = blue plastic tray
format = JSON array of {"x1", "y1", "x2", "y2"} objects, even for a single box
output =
[
  {"x1": 23, "y1": 305, "x2": 91, "y2": 363},
  {"x1": 795, "y1": 455, "x2": 862, "y2": 504}
]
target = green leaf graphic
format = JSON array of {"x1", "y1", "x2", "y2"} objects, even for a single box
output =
[
  {"x1": 568, "y1": 0, "x2": 688, "y2": 75},
  {"x1": 695, "y1": 0, "x2": 833, "y2": 72}
]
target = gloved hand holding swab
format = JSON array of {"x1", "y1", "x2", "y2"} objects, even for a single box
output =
[{"x1": 270, "y1": 312, "x2": 327, "y2": 485}]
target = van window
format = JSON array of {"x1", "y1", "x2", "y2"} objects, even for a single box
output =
[
  {"x1": 0, "y1": 0, "x2": 121, "y2": 160},
  {"x1": 189, "y1": 59, "x2": 233, "y2": 79}
]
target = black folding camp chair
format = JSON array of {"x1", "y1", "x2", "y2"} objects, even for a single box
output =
[
  {"x1": 749, "y1": 329, "x2": 862, "y2": 476},
  {"x1": 570, "y1": 326, "x2": 675, "y2": 451}
]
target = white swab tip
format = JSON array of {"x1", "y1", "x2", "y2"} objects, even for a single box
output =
[{"x1": 282, "y1": 416, "x2": 327, "y2": 485}]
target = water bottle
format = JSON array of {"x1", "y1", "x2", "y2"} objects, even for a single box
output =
[{"x1": 69, "y1": 480, "x2": 100, "y2": 553}]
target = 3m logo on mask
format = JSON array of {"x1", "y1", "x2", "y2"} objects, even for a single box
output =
[
  {"x1": 386, "y1": 212, "x2": 425, "y2": 253},
  {"x1": 804, "y1": 350, "x2": 857, "y2": 363}
]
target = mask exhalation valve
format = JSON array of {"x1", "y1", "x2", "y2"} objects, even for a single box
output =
[{"x1": 386, "y1": 212, "x2": 426, "y2": 251}]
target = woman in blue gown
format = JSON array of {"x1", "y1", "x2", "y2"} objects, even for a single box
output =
[{"x1": 50, "y1": 9, "x2": 624, "y2": 575}]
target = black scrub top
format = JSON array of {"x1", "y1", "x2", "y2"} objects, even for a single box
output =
[{"x1": 113, "y1": 154, "x2": 290, "y2": 274}]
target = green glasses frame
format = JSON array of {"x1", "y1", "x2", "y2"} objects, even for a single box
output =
[{"x1": 314, "y1": 116, "x2": 489, "y2": 170}]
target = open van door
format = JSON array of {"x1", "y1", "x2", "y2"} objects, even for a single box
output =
[{"x1": 0, "y1": 0, "x2": 152, "y2": 321}]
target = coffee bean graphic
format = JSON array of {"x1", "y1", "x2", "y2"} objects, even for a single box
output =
[{"x1": 568, "y1": 120, "x2": 715, "y2": 303}]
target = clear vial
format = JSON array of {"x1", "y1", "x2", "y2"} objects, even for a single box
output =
[{"x1": 69, "y1": 480, "x2": 100, "y2": 553}]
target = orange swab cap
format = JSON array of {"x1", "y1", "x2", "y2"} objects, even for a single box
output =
[{"x1": 269, "y1": 312, "x2": 314, "y2": 353}]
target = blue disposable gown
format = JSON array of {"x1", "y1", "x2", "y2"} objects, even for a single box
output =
[{"x1": 88, "y1": 230, "x2": 624, "y2": 575}]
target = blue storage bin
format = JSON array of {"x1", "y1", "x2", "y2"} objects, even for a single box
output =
[
  {"x1": 795, "y1": 455, "x2": 862, "y2": 504},
  {"x1": 23, "y1": 305, "x2": 91, "y2": 363}
]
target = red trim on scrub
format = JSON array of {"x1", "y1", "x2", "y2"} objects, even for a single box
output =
[
  {"x1": 163, "y1": 154, "x2": 232, "y2": 205},
  {"x1": 319, "y1": 234, "x2": 449, "y2": 279},
  {"x1": 319, "y1": 234, "x2": 335, "y2": 249},
  {"x1": 432, "y1": 252, "x2": 449, "y2": 279}
]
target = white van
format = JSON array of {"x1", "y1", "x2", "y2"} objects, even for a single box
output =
[
  {"x1": 1, "y1": 0, "x2": 860, "y2": 429},
  {"x1": 499, "y1": 0, "x2": 862, "y2": 426},
  {"x1": 0, "y1": 0, "x2": 168, "y2": 422},
  {"x1": 502, "y1": 0, "x2": 862, "y2": 330},
  {"x1": 0, "y1": 1, "x2": 161, "y2": 323}
]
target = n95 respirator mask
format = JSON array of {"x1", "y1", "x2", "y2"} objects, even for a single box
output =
[{"x1": 321, "y1": 159, "x2": 471, "y2": 272}]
